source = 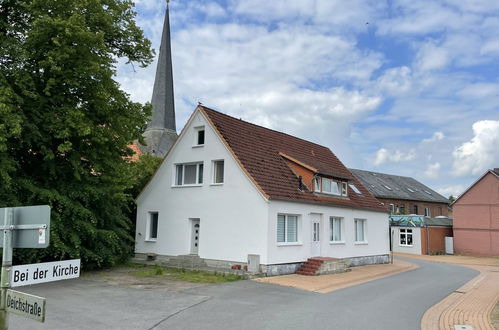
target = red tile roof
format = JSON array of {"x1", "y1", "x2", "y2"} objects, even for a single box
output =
[{"x1": 200, "y1": 106, "x2": 386, "y2": 212}]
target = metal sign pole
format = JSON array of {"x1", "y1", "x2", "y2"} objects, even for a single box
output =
[{"x1": 0, "y1": 208, "x2": 13, "y2": 330}]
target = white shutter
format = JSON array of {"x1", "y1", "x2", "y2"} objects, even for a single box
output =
[
  {"x1": 287, "y1": 216, "x2": 297, "y2": 242},
  {"x1": 277, "y1": 215, "x2": 285, "y2": 242}
]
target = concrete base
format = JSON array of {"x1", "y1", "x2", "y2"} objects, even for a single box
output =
[
  {"x1": 346, "y1": 254, "x2": 390, "y2": 267},
  {"x1": 261, "y1": 262, "x2": 304, "y2": 276}
]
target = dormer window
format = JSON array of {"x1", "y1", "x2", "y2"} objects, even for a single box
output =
[
  {"x1": 194, "y1": 126, "x2": 205, "y2": 146},
  {"x1": 313, "y1": 176, "x2": 347, "y2": 197}
]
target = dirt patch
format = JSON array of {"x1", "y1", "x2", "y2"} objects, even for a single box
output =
[{"x1": 81, "y1": 267, "x2": 207, "y2": 291}]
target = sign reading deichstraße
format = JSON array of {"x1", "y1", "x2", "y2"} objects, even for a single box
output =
[
  {"x1": 10, "y1": 259, "x2": 81, "y2": 287},
  {"x1": 5, "y1": 289, "x2": 46, "y2": 322}
]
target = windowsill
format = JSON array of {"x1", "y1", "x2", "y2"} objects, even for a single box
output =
[
  {"x1": 354, "y1": 241, "x2": 368, "y2": 245},
  {"x1": 399, "y1": 245, "x2": 413, "y2": 247},
  {"x1": 171, "y1": 184, "x2": 203, "y2": 188},
  {"x1": 330, "y1": 241, "x2": 345, "y2": 245},
  {"x1": 210, "y1": 183, "x2": 224, "y2": 186},
  {"x1": 144, "y1": 239, "x2": 157, "y2": 242},
  {"x1": 277, "y1": 242, "x2": 302, "y2": 247},
  {"x1": 192, "y1": 144, "x2": 204, "y2": 148},
  {"x1": 314, "y1": 192, "x2": 349, "y2": 199}
]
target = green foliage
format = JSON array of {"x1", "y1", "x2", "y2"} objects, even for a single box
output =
[
  {"x1": 126, "y1": 154, "x2": 163, "y2": 199},
  {"x1": 448, "y1": 195, "x2": 456, "y2": 205},
  {"x1": 0, "y1": 0, "x2": 153, "y2": 269}
]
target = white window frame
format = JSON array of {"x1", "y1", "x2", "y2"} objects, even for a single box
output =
[
  {"x1": 174, "y1": 162, "x2": 203, "y2": 186},
  {"x1": 354, "y1": 218, "x2": 367, "y2": 244},
  {"x1": 277, "y1": 214, "x2": 300, "y2": 245},
  {"x1": 424, "y1": 207, "x2": 431, "y2": 217},
  {"x1": 330, "y1": 217, "x2": 344, "y2": 244},
  {"x1": 399, "y1": 228, "x2": 413, "y2": 246},
  {"x1": 146, "y1": 211, "x2": 159, "y2": 241},
  {"x1": 193, "y1": 126, "x2": 205, "y2": 147},
  {"x1": 212, "y1": 160, "x2": 224, "y2": 185},
  {"x1": 314, "y1": 177, "x2": 348, "y2": 197},
  {"x1": 389, "y1": 204, "x2": 395, "y2": 214}
]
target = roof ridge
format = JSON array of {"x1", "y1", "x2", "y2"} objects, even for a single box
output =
[{"x1": 200, "y1": 105, "x2": 330, "y2": 151}]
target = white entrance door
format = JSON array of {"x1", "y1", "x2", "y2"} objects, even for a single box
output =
[
  {"x1": 311, "y1": 215, "x2": 321, "y2": 257},
  {"x1": 190, "y1": 219, "x2": 200, "y2": 254}
]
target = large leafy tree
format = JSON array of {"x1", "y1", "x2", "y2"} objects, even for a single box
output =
[{"x1": 0, "y1": 0, "x2": 153, "y2": 268}]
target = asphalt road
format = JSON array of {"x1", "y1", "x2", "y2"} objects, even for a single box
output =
[{"x1": 9, "y1": 258, "x2": 478, "y2": 330}]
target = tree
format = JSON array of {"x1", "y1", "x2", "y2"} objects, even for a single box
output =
[
  {"x1": 0, "y1": 0, "x2": 153, "y2": 269},
  {"x1": 448, "y1": 195, "x2": 456, "y2": 205}
]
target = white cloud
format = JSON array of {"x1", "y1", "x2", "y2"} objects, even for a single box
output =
[
  {"x1": 415, "y1": 41, "x2": 449, "y2": 71},
  {"x1": 436, "y1": 184, "x2": 465, "y2": 198},
  {"x1": 424, "y1": 162, "x2": 441, "y2": 178},
  {"x1": 374, "y1": 148, "x2": 416, "y2": 166},
  {"x1": 422, "y1": 131, "x2": 445, "y2": 143},
  {"x1": 453, "y1": 120, "x2": 499, "y2": 176},
  {"x1": 376, "y1": 66, "x2": 412, "y2": 96}
]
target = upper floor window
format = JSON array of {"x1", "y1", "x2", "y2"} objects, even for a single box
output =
[
  {"x1": 389, "y1": 204, "x2": 395, "y2": 214},
  {"x1": 212, "y1": 160, "x2": 224, "y2": 184},
  {"x1": 175, "y1": 162, "x2": 203, "y2": 185},
  {"x1": 313, "y1": 177, "x2": 347, "y2": 196},
  {"x1": 413, "y1": 205, "x2": 418, "y2": 214},
  {"x1": 424, "y1": 207, "x2": 431, "y2": 217},
  {"x1": 194, "y1": 126, "x2": 205, "y2": 146}
]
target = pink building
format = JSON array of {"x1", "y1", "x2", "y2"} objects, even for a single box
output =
[{"x1": 452, "y1": 168, "x2": 499, "y2": 256}]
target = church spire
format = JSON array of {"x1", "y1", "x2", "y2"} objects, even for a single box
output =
[{"x1": 140, "y1": 0, "x2": 178, "y2": 157}]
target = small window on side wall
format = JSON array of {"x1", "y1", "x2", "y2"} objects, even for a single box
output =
[
  {"x1": 213, "y1": 160, "x2": 224, "y2": 184},
  {"x1": 147, "y1": 212, "x2": 158, "y2": 240}
]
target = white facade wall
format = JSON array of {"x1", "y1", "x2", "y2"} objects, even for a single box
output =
[
  {"x1": 135, "y1": 111, "x2": 269, "y2": 263},
  {"x1": 391, "y1": 226, "x2": 422, "y2": 254},
  {"x1": 267, "y1": 200, "x2": 390, "y2": 265}
]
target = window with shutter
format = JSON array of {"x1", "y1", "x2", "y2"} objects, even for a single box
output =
[{"x1": 277, "y1": 214, "x2": 299, "y2": 243}]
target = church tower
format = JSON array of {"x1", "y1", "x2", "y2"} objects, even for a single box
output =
[{"x1": 140, "y1": 0, "x2": 177, "y2": 157}]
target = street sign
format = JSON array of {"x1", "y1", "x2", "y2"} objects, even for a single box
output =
[
  {"x1": 0, "y1": 205, "x2": 50, "y2": 248},
  {"x1": 5, "y1": 289, "x2": 45, "y2": 322},
  {"x1": 10, "y1": 259, "x2": 80, "y2": 287}
]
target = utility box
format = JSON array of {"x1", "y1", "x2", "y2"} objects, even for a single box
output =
[
  {"x1": 445, "y1": 237, "x2": 454, "y2": 255},
  {"x1": 247, "y1": 254, "x2": 260, "y2": 273}
]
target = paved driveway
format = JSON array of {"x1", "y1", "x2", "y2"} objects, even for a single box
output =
[{"x1": 9, "y1": 258, "x2": 478, "y2": 330}]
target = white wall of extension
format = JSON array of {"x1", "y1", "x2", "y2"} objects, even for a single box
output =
[
  {"x1": 391, "y1": 226, "x2": 422, "y2": 255},
  {"x1": 135, "y1": 110, "x2": 270, "y2": 263},
  {"x1": 267, "y1": 200, "x2": 390, "y2": 265}
]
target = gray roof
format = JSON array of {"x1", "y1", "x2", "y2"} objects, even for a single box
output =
[
  {"x1": 140, "y1": 3, "x2": 177, "y2": 157},
  {"x1": 390, "y1": 215, "x2": 452, "y2": 227},
  {"x1": 350, "y1": 169, "x2": 449, "y2": 204}
]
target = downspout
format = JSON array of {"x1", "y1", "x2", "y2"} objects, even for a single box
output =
[{"x1": 425, "y1": 218, "x2": 430, "y2": 255}]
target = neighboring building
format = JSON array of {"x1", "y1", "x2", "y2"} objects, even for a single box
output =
[
  {"x1": 390, "y1": 215, "x2": 453, "y2": 255},
  {"x1": 452, "y1": 168, "x2": 499, "y2": 257},
  {"x1": 138, "y1": 2, "x2": 177, "y2": 157},
  {"x1": 135, "y1": 105, "x2": 390, "y2": 275},
  {"x1": 350, "y1": 169, "x2": 450, "y2": 217}
]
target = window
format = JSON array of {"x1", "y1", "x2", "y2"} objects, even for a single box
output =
[
  {"x1": 194, "y1": 126, "x2": 205, "y2": 146},
  {"x1": 399, "y1": 228, "x2": 413, "y2": 246},
  {"x1": 413, "y1": 205, "x2": 418, "y2": 214},
  {"x1": 330, "y1": 217, "x2": 343, "y2": 242},
  {"x1": 277, "y1": 214, "x2": 298, "y2": 243},
  {"x1": 349, "y1": 184, "x2": 362, "y2": 194},
  {"x1": 424, "y1": 207, "x2": 431, "y2": 217},
  {"x1": 399, "y1": 205, "x2": 406, "y2": 214},
  {"x1": 147, "y1": 212, "x2": 158, "y2": 240},
  {"x1": 175, "y1": 163, "x2": 203, "y2": 185},
  {"x1": 212, "y1": 160, "x2": 224, "y2": 184},
  {"x1": 354, "y1": 219, "x2": 366, "y2": 242},
  {"x1": 389, "y1": 204, "x2": 395, "y2": 214},
  {"x1": 314, "y1": 177, "x2": 347, "y2": 196}
]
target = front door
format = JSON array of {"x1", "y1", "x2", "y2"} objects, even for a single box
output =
[
  {"x1": 311, "y1": 215, "x2": 321, "y2": 256},
  {"x1": 190, "y1": 219, "x2": 200, "y2": 254}
]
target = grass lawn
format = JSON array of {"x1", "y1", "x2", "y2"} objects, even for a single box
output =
[{"x1": 127, "y1": 264, "x2": 245, "y2": 283}]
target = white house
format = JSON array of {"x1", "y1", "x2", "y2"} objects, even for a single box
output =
[{"x1": 135, "y1": 105, "x2": 390, "y2": 275}]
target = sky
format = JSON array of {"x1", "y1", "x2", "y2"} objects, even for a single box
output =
[{"x1": 116, "y1": 0, "x2": 499, "y2": 198}]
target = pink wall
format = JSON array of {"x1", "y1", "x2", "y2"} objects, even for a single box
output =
[{"x1": 453, "y1": 171, "x2": 499, "y2": 256}]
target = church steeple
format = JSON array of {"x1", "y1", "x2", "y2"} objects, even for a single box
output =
[{"x1": 140, "y1": 0, "x2": 177, "y2": 157}]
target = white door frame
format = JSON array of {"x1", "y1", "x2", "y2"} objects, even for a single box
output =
[
  {"x1": 190, "y1": 218, "x2": 200, "y2": 255},
  {"x1": 310, "y1": 214, "x2": 321, "y2": 257}
]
